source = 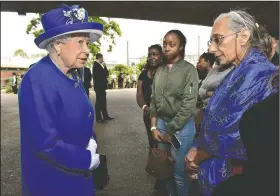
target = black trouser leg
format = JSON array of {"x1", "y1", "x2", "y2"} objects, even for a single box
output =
[
  {"x1": 85, "y1": 88, "x2": 89, "y2": 98},
  {"x1": 118, "y1": 83, "x2": 123, "y2": 89},
  {"x1": 143, "y1": 113, "x2": 154, "y2": 149},
  {"x1": 12, "y1": 86, "x2": 18, "y2": 94},
  {"x1": 95, "y1": 90, "x2": 102, "y2": 120},
  {"x1": 101, "y1": 90, "x2": 110, "y2": 118}
]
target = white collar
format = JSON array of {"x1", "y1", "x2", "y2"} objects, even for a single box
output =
[{"x1": 95, "y1": 61, "x2": 104, "y2": 68}]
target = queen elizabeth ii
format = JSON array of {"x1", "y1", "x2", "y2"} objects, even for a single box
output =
[{"x1": 18, "y1": 4, "x2": 103, "y2": 196}]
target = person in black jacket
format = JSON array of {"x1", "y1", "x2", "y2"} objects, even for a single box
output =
[
  {"x1": 12, "y1": 72, "x2": 18, "y2": 94},
  {"x1": 77, "y1": 67, "x2": 92, "y2": 97},
  {"x1": 118, "y1": 73, "x2": 124, "y2": 89},
  {"x1": 92, "y1": 53, "x2": 114, "y2": 123}
]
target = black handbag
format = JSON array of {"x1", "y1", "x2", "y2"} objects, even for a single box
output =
[{"x1": 92, "y1": 154, "x2": 110, "y2": 190}]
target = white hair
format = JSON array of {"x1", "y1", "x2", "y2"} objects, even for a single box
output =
[
  {"x1": 214, "y1": 9, "x2": 272, "y2": 57},
  {"x1": 45, "y1": 35, "x2": 72, "y2": 54}
]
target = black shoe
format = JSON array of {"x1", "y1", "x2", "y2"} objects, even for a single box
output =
[
  {"x1": 104, "y1": 116, "x2": 114, "y2": 120},
  {"x1": 96, "y1": 119, "x2": 107, "y2": 123}
]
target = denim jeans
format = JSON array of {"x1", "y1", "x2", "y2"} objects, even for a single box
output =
[{"x1": 157, "y1": 117, "x2": 195, "y2": 196}]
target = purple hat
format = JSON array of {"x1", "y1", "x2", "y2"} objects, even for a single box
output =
[{"x1": 34, "y1": 4, "x2": 104, "y2": 49}]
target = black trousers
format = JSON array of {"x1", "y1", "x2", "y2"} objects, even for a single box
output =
[
  {"x1": 143, "y1": 113, "x2": 154, "y2": 149},
  {"x1": 12, "y1": 85, "x2": 18, "y2": 94},
  {"x1": 82, "y1": 84, "x2": 90, "y2": 98},
  {"x1": 112, "y1": 81, "x2": 116, "y2": 89},
  {"x1": 95, "y1": 89, "x2": 109, "y2": 120},
  {"x1": 84, "y1": 88, "x2": 89, "y2": 97},
  {"x1": 118, "y1": 83, "x2": 123, "y2": 89}
]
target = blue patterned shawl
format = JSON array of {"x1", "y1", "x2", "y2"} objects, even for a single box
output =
[{"x1": 196, "y1": 48, "x2": 278, "y2": 195}]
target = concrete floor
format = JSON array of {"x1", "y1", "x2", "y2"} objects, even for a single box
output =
[{"x1": 1, "y1": 89, "x2": 200, "y2": 196}]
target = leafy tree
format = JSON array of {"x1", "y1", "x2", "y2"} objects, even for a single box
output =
[
  {"x1": 136, "y1": 56, "x2": 147, "y2": 73},
  {"x1": 14, "y1": 49, "x2": 28, "y2": 58},
  {"x1": 26, "y1": 14, "x2": 122, "y2": 68},
  {"x1": 108, "y1": 64, "x2": 132, "y2": 79},
  {"x1": 111, "y1": 64, "x2": 133, "y2": 75}
]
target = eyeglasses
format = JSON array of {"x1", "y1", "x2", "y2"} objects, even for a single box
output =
[{"x1": 207, "y1": 32, "x2": 240, "y2": 47}]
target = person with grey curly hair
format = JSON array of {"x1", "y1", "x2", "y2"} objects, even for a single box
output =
[
  {"x1": 210, "y1": 9, "x2": 273, "y2": 64},
  {"x1": 185, "y1": 9, "x2": 278, "y2": 196}
]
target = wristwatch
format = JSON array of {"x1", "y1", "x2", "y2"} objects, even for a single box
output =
[{"x1": 150, "y1": 126, "x2": 157, "y2": 131}]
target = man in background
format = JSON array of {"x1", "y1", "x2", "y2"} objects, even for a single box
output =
[
  {"x1": 131, "y1": 72, "x2": 137, "y2": 88},
  {"x1": 12, "y1": 72, "x2": 18, "y2": 94},
  {"x1": 111, "y1": 73, "x2": 116, "y2": 89},
  {"x1": 118, "y1": 73, "x2": 124, "y2": 89},
  {"x1": 92, "y1": 53, "x2": 114, "y2": 123},
  {"x1": 125, "y1": 74, "x2": 130, "y2": 88}
]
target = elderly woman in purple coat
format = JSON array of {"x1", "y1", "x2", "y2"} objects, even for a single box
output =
[{"x1": 18, "y1": 4, "x2": 103, "y2": 196}]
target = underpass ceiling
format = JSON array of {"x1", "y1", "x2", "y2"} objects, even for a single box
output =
[{"x1": 1, "y1": 1, "x2": 279, "y2": 37}]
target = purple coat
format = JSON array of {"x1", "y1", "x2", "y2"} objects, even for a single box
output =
[{"x1": 19, "y1": 56, "x2": 96, "y2": 196}]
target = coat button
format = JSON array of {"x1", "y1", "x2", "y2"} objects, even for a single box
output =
[{"x1": 88, "y1": 112, "x2": 92, "y2": 117}]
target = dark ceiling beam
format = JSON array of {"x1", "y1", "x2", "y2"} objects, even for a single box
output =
[{"x1": 1, "y1": 1, "x2": 278, "y2": 37}]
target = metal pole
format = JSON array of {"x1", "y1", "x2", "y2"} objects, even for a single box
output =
[
  {"x1": 127, "y1": 40, "x2": 130, "y2": 66},
  {"x1": 198, "y1": 35, "x2": 200, "y2": 55}
]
